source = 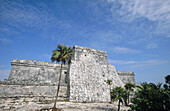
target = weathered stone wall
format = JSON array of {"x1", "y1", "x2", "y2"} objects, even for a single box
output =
[
  {"x1": 68, "y1": 46, "x2": 124, "y2": 102},
  {"x1": 107, "y1": 65, "x2": 124, "y2": 87},
  {"x1": 117, "y1": 71, "x2": 135, "y2": 84},
  {"x1": 0, "y1": 84, "x2": 67, "y2": 100},
  {"x1": 6, "y1": 59, "x2": 68, "y2": 85},
  {"x1": 0, "y1": 59, "x2": 68, "y2": 101}
]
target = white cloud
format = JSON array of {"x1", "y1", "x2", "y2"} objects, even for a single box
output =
[
  {"x1": 0, "y1": 0, "x2": 71, "y2": 32},
  {"x1": 109, "y1": 59, "x2": 168, "y2": 68},
  {"x1": 0, "y1": 27, "x2": 19, "y2": 35},
  {"x1": 0, "y1": 70, "x2": 10, "y2": 75},
  {"x1": 0, "y1": 65, "x2": 9, "y2": 68},
  {"x1": 41, "y1": 54, "x2": 51, "y2": 60},
  {"x1": 0, "y1": 70, "x2": 10, "y2": 80},
  {"x1": 146, "y1": 43, "x2": 158, "y2": 49},
  {"x1": 112, "y1": 47, "x2": 141, "y2": 53},
  {"x1": 142, "y1": 60, "x2": 167, "y2": 64},
  {"x1": 109, "y1": 59, "x2": 137, "y2": 65},
  {"x1": 97, "y1": 32, "x2": 122, "y2": 43},
  {"x1": 0, "y1": 38, "x2": 12, "y2": 43},
  {"x1": 130, "y1": 0, "x2": 170, "y2": 21},
  {"x1": 107, "y1": 0, "x2": 170, "y2": 38},
  {"x1": 108, "y1": 0, "x2": 170, "y2": 22}
]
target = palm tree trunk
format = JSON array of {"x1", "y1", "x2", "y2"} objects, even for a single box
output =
[
  {"x1": 118, "y1": 99, "x2": 120, "y2": 111},
  {"x1": 128, "y1": 91, "x2": 130, "y2": 104},
  {"x1": 53, "y1": 62, "x2": 63, "y2": 108},
  {"x1": 118, "y1": 90, "x2": 120, "y2": 111},
  {"x1": 124, "y1": 99, "x2": 128, "y2": 106},
  {"x1": 110, "y1": 86, "x2": 111, "y2": 103}
]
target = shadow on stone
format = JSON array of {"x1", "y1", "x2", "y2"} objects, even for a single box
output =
[
  {"x1": 51, "y1": 107, "x2": 63, "y2": 111},
  {"x1": 95, "y1": 107, "x2": 116, "y2": 111}
]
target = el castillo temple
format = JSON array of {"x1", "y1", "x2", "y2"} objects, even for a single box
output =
[{"x1": 0, "y1": 45, "x2": 135, "y2": 102}]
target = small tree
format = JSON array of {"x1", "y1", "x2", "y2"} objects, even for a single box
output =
[
  {"x1": 165, "y1": 75, "x2": 170, "y2": 84},
  {"x1": 111, "y1": 87, "x2": 125, "y2": 111},
  {"x1": 124, "y1": 82, "x2": 135, "y2": 104},
  {"x1": 164, "y1": 75, "x2": 170, "y2": 89},
  {"x1": 163, "y1": 75, "x2": 170, "y2": 110},
  {"x1": 51, "y1": 44, "x2": 73, "y2": 111}
]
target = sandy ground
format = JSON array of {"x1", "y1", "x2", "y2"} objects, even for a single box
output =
[{"x1": 0, "y1": 101, "x2": 130, "y2": 111}]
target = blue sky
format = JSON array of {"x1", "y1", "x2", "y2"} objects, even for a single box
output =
[{"x1": 0, "y1": 0, "x2": 170, "y2": 83}]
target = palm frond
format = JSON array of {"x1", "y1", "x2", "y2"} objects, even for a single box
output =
[
  {"x1": 51, "y1": 44, "x2": 73, "y2": 64},
  {"x1": 51, "y1": 50, "x2": 61, "y2": 62}
]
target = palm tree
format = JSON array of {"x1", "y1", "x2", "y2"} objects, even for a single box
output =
[
  {"x1": 51, "y1": 44, "x2": 73, "y2": 111},
  {"x1": 124, "y1": 82, "x2": 135, "y2": 104},
  {"x1": 111, "y1": 87, "x2": 125, "y2": 111}
]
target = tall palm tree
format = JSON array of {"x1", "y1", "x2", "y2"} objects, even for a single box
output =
[
  {"x1": 51, "y1": 44, "x2": 73, "y2": 111},
  {"x1": 124, "y1": 82, "x2": 135, "y2": 104}
]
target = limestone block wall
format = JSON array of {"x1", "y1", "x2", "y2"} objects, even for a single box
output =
[
  {"x1": 0, "y1": 59, "x2": 68, "y2": 101},
  {"x1": 7, "y1": 59, "x2": 68, "y2": 85},
  {"x1": 117, "y1": 71, "x2": 135, "y2": 84},
  {"x1": 0, "y1": 84, "x2": 67, "y2": 101},
  {"x1": 68, "y1": 46, "x2": 124, "y2": 102},
  {"x1": 0, "y1": 84, "x2": 66, "y2": 98},
  {"x1": 107, "y1": 65, "x2": 124, "y2": 87}
]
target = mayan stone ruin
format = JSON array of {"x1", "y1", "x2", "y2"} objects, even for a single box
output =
[{"x1": 0, "y1": 45, "x2": 135, "y2": 102}]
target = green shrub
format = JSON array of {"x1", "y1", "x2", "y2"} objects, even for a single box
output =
[{"x1": 130, "y1": 82, "x2": 170, "y2": 111}]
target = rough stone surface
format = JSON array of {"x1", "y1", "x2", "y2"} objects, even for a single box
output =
[
  {"x1": 0, "y1": 59, "x2": 68, "y2": 101},
  {"x1": 0, "y1": 100, "x2": 130, "y2": 111},
  {"x1": 0, "y1": 84, "x2": 67, "y2": 99},
  {"x1": 107, "y1": 65, "x2": 124, "y2": 87},
  {"x1": 68, "y1": 46, "x2": 124, "y2": 102},
  {"x1": 6, "y1": 59, "x2": 68, "y2": 85},
  {"x1": 117, "y1": 71, "x2": 135, "y2": 84}
]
